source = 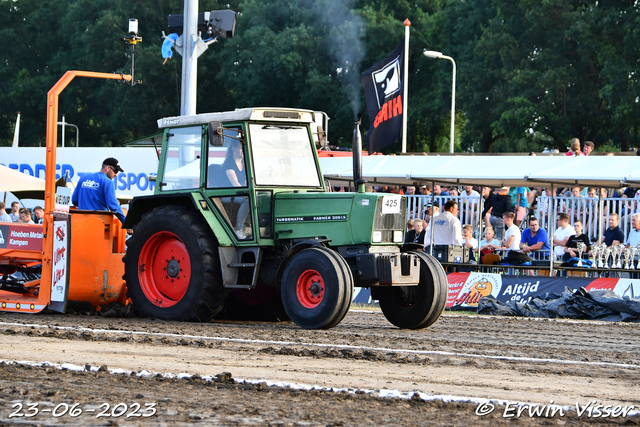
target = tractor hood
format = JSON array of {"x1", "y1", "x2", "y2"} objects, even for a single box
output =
[{"x1": 273, "y1": 192, "x2": 406, "y2": 246}]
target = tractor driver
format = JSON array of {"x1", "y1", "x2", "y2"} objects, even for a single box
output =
[
  {"x1": 222, "y1": 139, "x2": 251, "y2": 239},
  {"x1": 72, "y1": 157, "x2": 126, "y2": 224}
]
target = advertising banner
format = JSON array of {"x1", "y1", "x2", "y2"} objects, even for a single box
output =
[
  {"x1": 50, "y1": 219, "x2": 69, "y2": 303},
  {"x1": 0, "y1": 147, "x2": 159, "y2": 196},
  {"x1": 446, "y1": 273, "x2": 635, "y2": 309},
  {"x1": 0, "y1": 224, "x2": 43, "y2": 251}
]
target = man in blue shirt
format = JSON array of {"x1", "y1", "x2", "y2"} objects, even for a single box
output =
[
  {"x1": 72, "y1": 158, "x2": 126, "y2": 224},
  {"x1": 602, "y1": 213, "x2": 624, "y2": 247},
  {"x1": 519, "y1": 216, "x2": 550, "y2": 254}
]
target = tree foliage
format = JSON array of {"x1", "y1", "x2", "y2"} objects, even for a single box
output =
[{"x1": 0, "y1": 0, "x2": 638, "y2": 153}]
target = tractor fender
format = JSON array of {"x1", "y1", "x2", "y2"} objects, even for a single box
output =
[
  {"x1": 275, "y1": 239, "x2": 331, "y2": 292},
  {"x1": 124, "y1": 193, "x2": 200, "y2": 229}
]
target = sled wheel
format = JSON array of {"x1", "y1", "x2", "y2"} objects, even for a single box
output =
[
  {"x1": 281, "y1": 247, "x2": 352, "y2": 329},
  {"x1": 124, "y1": 206, "x2": 226, "y2": 321},
  {"x1": 378, "y1": 251, "x2": 448, "y2": 329}
]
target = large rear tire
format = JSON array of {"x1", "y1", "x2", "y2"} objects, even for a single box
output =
[
  {"x1": 123, "y1": 206, "x2": 226, "y2": 321},
  {"x1": 281, "y1": 247, "x2": 353, "y2": 329},
  {"x1": 377, "y1": 251, "x2": 448, "y2": 329}
]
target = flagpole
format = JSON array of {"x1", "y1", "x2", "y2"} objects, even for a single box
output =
[
  {"x1": 402, "y1": 19, "x2": 410, "y2": 154},
  {"x1": 12, "y1": 112, "x2": 20, "y2": 148}
]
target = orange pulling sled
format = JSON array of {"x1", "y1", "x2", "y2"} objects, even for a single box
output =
[{"x1": 0, "y1": 71, "x2": 131, "y2": 313}]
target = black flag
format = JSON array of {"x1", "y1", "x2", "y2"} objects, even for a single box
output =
[{"x1": 362, "y1": 40, "x2": 404, "y2": 154}]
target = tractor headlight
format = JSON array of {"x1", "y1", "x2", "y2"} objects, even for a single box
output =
[
  {"x1": 372, "y1": 231, "x2": 382, "y2": 243},
  {"x1": 393, "y1": 230, "x2": 403, "y2": 243}
]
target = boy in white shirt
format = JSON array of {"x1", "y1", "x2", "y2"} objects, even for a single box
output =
[
  {"x1": 462, "y1": 224, "x2": 478, "y2": 250},
  {"x1": 501, "y1": 212, "x2": 521, "y2": 250}
]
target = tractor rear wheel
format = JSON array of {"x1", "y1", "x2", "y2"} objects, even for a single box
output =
[
  {"x1": 377, "y1": 251, "x2": 447, "y2": 329},
  {"x1": 123, "y1": 206, "x2": 226, "y2": 321},
  {"x1": 281, "y1": 247, "x2": 353, "y2": 329}
]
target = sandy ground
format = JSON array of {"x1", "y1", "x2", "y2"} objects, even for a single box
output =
[{"x1": 0, "y1": 309, "x2": 638, "y2": 426}]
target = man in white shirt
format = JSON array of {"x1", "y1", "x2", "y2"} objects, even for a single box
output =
[
  {"x1": 9, "y1": 202, "x2": 20, "y2": 222},
  {"x1": 501, "y1": 212, "x2": 521, "y2": 250},
  {"x1": 626, "y1": 213, "x2": 640, "y2": 247},
  {"x1": 432, "y1": 200, "x2": 463, "y2": 245},
  {"x1": 553, "y1": 212, "x2": 576, "y2": 258},
  {"x1": 18, "y1": 208, "x2": 35, "y2": 224},
  {"x1": 0, "y1": 202, "x2": 11, "y2": 223}
]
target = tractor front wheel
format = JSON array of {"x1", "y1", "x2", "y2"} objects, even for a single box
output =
[
  {"x1": 281, "y1": 247, "x2": 353, "y2": 329},
  {"x1": 377, "y1": 251, "x2": 448, "y2": 329}
]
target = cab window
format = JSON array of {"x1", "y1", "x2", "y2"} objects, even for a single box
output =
[
  {"x1": 207, "y1": 127, "x2": 247, "y2": 189},
  {"x1": 161, "y1": 126, "x2": 202, "y2": 191}
]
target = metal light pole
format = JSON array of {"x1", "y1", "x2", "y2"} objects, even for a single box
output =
[
  {"x1": 423, "y1": 50, "x2": 456, "y2": 154},
  {"x1": 57, "y1": 115, "x2": 80, "y2": 147}
]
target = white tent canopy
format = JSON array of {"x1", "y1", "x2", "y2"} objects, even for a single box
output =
[
  {"x1": 320, "y1": 155, "x2": 640, "y2": 189},
  {"x1": 0, "y1": 164, "x2": 46, "y2": 192}
]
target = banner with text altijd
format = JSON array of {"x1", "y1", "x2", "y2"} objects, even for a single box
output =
[
  {"x1": 0, "y1": 147, "x2": 159, "y2": 196},
  {"x1": 447, "y1": 273, "x2": 640, "y2": 309}
]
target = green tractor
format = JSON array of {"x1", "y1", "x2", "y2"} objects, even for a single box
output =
[{"x1": 123, "y1": 108, "x2": 448, "y2": 329}]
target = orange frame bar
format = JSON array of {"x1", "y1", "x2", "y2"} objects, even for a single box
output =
[{"x1": 0, "y1": 71, "x2": 131, "y2": 313}]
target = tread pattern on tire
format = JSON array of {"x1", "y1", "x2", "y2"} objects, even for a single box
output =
[
  {"x1": 281, "y1": 246, "x2": 351, "y2": 329},
  {"x1": 378, "y1": 250, "x2": 448, "y2": 329},
  {"x1": 123, "y1": 206, "x2": 226, "y2": 322},
  {"x1": 315, "y1": 246, "x2": 354, "y2": 328}
]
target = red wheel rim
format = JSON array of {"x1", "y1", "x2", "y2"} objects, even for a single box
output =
[
  {"x1": 296, "y1": 269, "x2": 325, "y2": 309},
  {"x1": 138, "y1": 231, "x2": 192, "y2": 307}
]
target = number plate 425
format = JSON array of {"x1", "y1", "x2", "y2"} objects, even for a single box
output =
[{"x1": 381, "y1": 195, "x2": 401, "y2": 214}]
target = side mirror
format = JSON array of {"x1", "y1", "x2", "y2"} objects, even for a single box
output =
[{"x1": 208, "y1": 121, "x2": 224, "y2": 146}]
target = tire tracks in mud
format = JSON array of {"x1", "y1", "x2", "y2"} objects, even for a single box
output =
[{"x1": 0, "y1": 310, "x2": 639, "y2": 413}]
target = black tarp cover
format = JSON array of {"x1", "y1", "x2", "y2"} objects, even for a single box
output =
[{"x1": 477, "y1": 287, "x2": 640, "y2": 322}]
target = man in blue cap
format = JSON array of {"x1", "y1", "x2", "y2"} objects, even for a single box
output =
[{"x1": 72, "y1": 157, "x2": 125, "y2": 224}]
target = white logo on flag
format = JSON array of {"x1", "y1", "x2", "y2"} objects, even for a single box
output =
[{"x1": 372, "y1": 57, "x2": 401, "y2": 109}]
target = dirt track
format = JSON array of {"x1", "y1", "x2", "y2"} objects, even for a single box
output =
[{"x1": 0, "y1": 309, "x2": 639, "y2": 425}]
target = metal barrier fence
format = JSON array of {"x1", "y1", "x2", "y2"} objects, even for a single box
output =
[
  {"x1": 535, "y1": 196, "x2": 637, "y2": 242},
  {"x1": 407, "y1": 194, "x2": 638, "y2": 244}
]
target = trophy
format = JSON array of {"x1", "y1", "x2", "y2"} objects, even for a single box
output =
[
  {"x1": 591, "y1": 244, "x2": 599, "y2": 268},
  {"x1": 616, "y1": 246, "x2": 624, "y2": 269},
  {"x1": 623, "y1": 247, "x2": 631, "y2": 269},
  {"x1": 632, "y1": 246, "x2": 639, "y2": 269},
  {"x1": 611, "y1": 245, "x2": 619, "y2": 269},
  {"x1": 593, "y1": 244, "x2": 603, "y2": 268},
  {"x1": 603, "y1": 246, "x2": 611, "y2": 269},
  {"x1": 576, "y1": 242, "x2": 586, "y2": 267}
]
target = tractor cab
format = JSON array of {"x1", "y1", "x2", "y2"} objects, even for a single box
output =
[{"x1": 150, "y1": 108, "x2": 324, "y2": 245}]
